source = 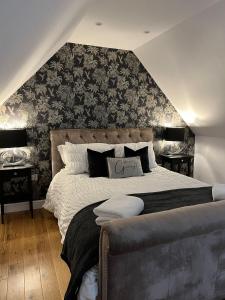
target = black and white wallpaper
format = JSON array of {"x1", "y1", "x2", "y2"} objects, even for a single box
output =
[{"x1": 0, "y1": 43, "x2": 194, "y2": 198}]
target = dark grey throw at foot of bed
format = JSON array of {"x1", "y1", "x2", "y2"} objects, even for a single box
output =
[{"x1": 61, "y1": 186, "x2": 212, "y2": 300}]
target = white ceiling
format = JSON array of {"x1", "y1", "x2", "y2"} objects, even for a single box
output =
[{"x1": 69, "y1": 0, "x2": 219, "y2": 50}]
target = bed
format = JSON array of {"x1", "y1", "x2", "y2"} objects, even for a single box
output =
[{"x1": 44, "y1": 128, "x2": 225, "y2": 300}]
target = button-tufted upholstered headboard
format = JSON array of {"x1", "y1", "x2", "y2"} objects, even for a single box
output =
[{"x1": 50, "y1": 127, "x2": 153, "y2": 178}]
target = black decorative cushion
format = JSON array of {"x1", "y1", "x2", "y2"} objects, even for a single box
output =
[
  {"x1": 87, "y1": 148, "x2": 115, "y2": 177},
  {"x1": 124, "y1": 146, "x2": 150, "y2": 173}
]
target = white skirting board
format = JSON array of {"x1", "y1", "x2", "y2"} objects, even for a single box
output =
[{"x1": 0, "y1": 199, "x2": 45, "y2": 214}]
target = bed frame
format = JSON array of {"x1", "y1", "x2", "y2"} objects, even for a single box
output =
[
  {"x1": 50, "y1": 127, "x2": 153, "y2": 177},
  {"x1": 50, "y1": 127, "x2": 225, "y2": 300}
]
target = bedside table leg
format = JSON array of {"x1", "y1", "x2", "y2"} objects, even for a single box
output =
[
  {"x1": 178, "y1": 162, "x2": 181, "y2": 173},
  {"x1": 188, "y1": 160, "x2": 191, "y2": 176},
  {"x1": 1, "y1": 203, "x2": 4, "y2": 224},
  {"x1": 171, "y1": 161, "x2": 175, "y2": 172},
  {"x1": 27, "y1": 170, "x2": 34, "y2": 218},
  {"x1": 29, "y1": 199, "x2": 33, "y2": 218}
]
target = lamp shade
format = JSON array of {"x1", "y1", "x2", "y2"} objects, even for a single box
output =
[
  {"x1": 164, "y1": 127, "x2": 185, "y2": 142},
  {"x1": 0, "y1": 129, "x2": 27, "y2": 148}
]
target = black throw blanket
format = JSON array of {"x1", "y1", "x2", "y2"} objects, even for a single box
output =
[{"x1": 61, "y1": 186, "x2": 212, "y2": 300}]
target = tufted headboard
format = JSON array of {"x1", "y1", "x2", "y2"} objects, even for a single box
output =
[{"x1": 50, "y1": 127, "x2": 153, "y2": 178}]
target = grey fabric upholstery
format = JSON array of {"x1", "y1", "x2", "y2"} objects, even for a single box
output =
[
  {"x1": 99, "y1": 200, "x2": 225, "y2": 300},
  {"x1": 50, "y1": 128, "x2": 153, "y2": 177}
]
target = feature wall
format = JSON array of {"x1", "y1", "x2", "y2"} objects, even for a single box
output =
[{"x1": 0, "y1": 43, "x2": 194, "y2": 198}]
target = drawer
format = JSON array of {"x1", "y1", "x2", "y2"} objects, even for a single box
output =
[
  {"x1": 180, "y1": 158, "x2": 187, "y2": 163},
  {"x1": 0, "y1": 169, "x2": 30, "y2": 180},
  {"x1": 180, "y1": 158, "x2": 192, "y2": 163}
]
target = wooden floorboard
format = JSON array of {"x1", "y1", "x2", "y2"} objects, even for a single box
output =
[
  {"x1": 7, "y1": 213, "x2": 25, "y2": 300},
  {"x1": 0, "y1": 225, "x2": 8, "y2": 282},
  {"x1": 23, "y1": 214, "x2": 43, "y2": 300},
  {"x1": 0, "y1": 209, "x2": 70, "y2": 300},
  {"x1": 0, "y1": 279, "x2": 7, "y2": 300}
]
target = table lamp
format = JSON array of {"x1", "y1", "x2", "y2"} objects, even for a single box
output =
[
  {"x1": 0, "y1": 129, "x2": 27, "y2": 167},
  {"x1": 164, "y1": 127, "x2": 185, "y2": 155}
]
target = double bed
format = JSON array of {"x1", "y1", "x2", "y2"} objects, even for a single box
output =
[
  {"x1": 45, "y1": 165, "x2": 210, "y2": 242},
  {"x1": 43, "y1": 128, "x2": 225, "y2": 300}
]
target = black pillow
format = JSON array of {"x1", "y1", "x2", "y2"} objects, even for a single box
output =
[
  {"x1": 87, "y1": 148, "x2": 115, "y2": 177},
  {"x1": 124, "y1": 146, "x2": 150, "y2": 173}
]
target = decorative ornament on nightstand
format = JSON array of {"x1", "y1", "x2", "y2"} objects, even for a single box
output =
[
  {"x1": 0, "y1": 129, "x2": 27, "y2": 168},
  {"x1": 163, "y1": 127, "x2": 186, "y2": 155}
]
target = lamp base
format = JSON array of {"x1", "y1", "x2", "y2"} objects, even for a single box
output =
[
  {"x1": 164, "y1": 144, "x2": 187, "y2": 156},
  {"x1": 1, "y1": 149, "x2": 27, "y2": 167}
]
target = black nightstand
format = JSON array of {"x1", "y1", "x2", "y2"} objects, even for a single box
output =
[
  {"x1": 160, "y1": 154, "x2": 194, "y2": 177},
  {"x1": 0, "y1": 164, "x2": 33, "y2": 224}
]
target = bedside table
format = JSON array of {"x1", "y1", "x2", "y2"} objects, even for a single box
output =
[
  {"x1": 0, "y1": 164, "x2": 33, "y2": 224},
  {"x1": 160, "y1": 154, "x2": 194, "y2": 177}
]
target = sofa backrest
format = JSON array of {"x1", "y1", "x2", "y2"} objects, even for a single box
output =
[{"x1": 99, "y1": 200, "x2": 225, "y2": 300}]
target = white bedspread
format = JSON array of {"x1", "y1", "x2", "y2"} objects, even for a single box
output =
[{"x1": 44, "y1": 166, "x2": 209, "y2": 242}]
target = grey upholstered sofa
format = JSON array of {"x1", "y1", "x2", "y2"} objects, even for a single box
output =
[{"x1": 99, "y1": 200, "x2": 225, "y2": 300}]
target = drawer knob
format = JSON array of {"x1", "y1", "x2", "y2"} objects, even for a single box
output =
[{"x1": 13, "y1": 172, "x2": 18, "y2": 176}]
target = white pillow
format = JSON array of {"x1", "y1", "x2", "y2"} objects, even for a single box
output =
[
  {"x1": 114, "y1": 141, "x2": 157, "y2": 169},
  {"x1": 212, "y1": 184, "x2": 225, "y2": 201},
  {"x1": 57, "y1": 145, "x2": 66, "y2": 164},
  {"x1": 64, "y1": 142, "x2": 114, "y2": 175},
  {"x1": 61, "y1": 141, "x2": 157, "y2": 174}
]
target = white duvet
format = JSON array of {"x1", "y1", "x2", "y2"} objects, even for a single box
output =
[{"x1": 44, "y1": 166, "x2": 209, "y2": 242}]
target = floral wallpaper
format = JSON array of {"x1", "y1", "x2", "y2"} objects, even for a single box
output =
[{"x1": 0, "y1": 43, "x2": 194, "y2": 199}]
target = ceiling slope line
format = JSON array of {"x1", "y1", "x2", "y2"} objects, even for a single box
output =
[{"x1": 0, "y1": 0, "x2": 92, "y2": 106}]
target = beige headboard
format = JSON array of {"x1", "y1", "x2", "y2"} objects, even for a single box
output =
[{"x1": 50, "y1": 127, "x2": 153, "y2": 178}]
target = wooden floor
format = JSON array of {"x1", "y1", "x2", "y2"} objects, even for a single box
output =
[{"x1": 0, "y1": 209, "x2": 70, "y2": 300}]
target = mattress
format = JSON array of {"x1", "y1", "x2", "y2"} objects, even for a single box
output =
[{"x1": 44, "y1": 166, "x2": 209, "y2": 243}]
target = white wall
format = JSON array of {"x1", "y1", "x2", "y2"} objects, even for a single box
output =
[
  {"x1": 195, "y1": 136, "x2": 225, "y2": 184},
  {"x1": 0, "y1": 0, "x2": 91, "y2": 105},
  {"x1": 134, "y1": 0, "x2": 225, "y2": 183}
]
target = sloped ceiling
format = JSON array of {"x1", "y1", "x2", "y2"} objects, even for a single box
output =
[
  {"x1": 1, "y1": 0, "x2": 223, "y2": 134},
  {"x1": 69, "y1": 0, "x2": 218, "y2": 50},
  {"x1": 0, "y1": 0, "x2": 91, "y2": 105},
  {"x1": 135, "y1": 0, "x2": 225, "y2": 138}
]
